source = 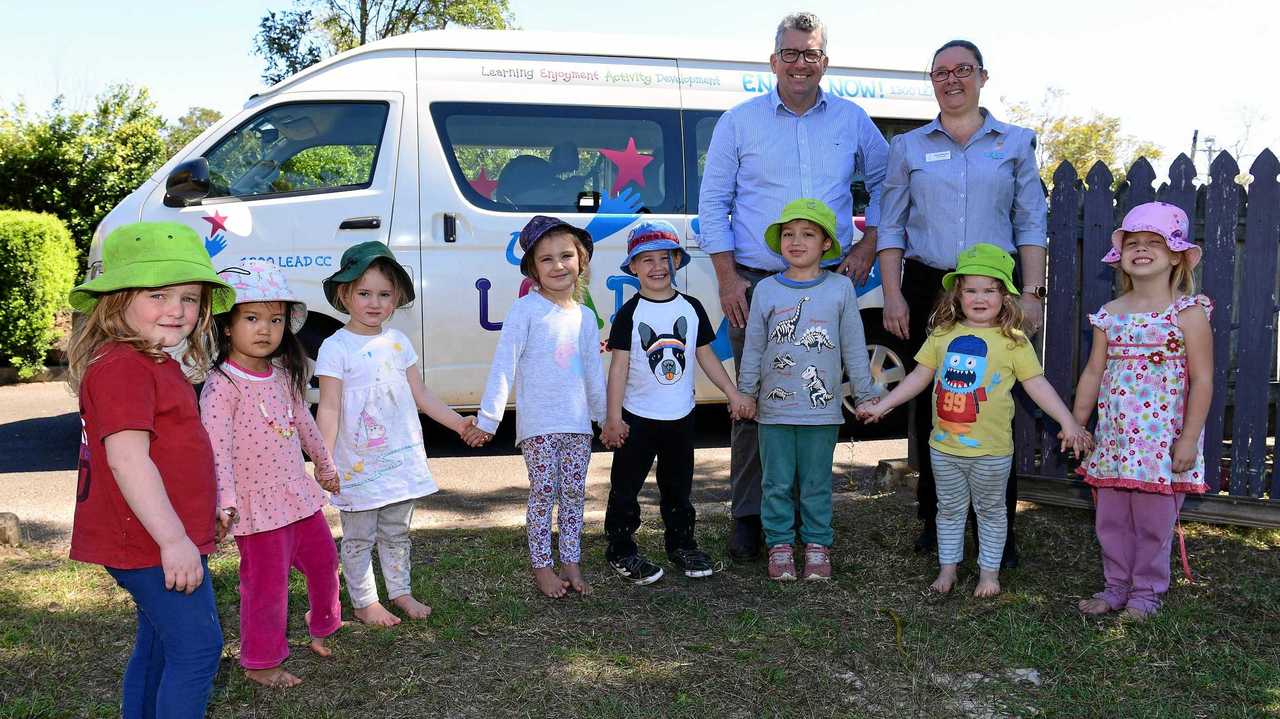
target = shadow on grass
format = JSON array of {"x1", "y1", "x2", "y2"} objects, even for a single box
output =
[{"x1": 3, "y1": 495, "x2": 1277, "y2": 719}]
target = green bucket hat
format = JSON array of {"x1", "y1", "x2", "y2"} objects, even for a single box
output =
[
  {"x1": 764, "y1": 198, "x2": 841, "y2": 262},
  {"x1": 322, "y1": 241, "x2": 415, "y2": 313},
  {"x1": 68, "y1": 221, "x2": 235, "y2": 314},
  {"x1": 942, "y1": 243, "x2": 1019, "y2": 295}
]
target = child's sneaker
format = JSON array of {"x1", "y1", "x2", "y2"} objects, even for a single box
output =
[
  {"x1": 767, "y1": 544, "x2": 796, "y2": 581},
  {"x1": 608, "y1": 553, "x2": 664, "y2": 585},
  {"x1": 802, "y1": 543, "x2": 831, "y2": 580},
  {"x1": 669, "y1": 548, "x2": 714, "y2": 578}
]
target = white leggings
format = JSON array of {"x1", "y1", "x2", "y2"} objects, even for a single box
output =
[{"x1": 930, "y1": 449, "x2": 1013, "y2": 571}]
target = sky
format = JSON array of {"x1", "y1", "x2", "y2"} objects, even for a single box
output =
[{"x1": 3, "y1": 0, "x2": 1277, "y2": 175}]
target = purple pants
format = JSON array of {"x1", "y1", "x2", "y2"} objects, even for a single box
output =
[
  {"x1": 235, "y1": 510, "x2": 342, "y2": 669},
  {"x1": 1093, "y1": 487, "x2": 1185, "y2": 615}
]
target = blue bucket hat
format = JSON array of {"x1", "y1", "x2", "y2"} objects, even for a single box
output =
[{"x1": 619, "y1": 220, "x2": 691, "y2": 276}]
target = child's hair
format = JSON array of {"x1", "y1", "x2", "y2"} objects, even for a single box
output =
[
  {"x1": 928, "y1": 275, "x2": 1026, "y2": 346},
  {"x1": 1116, "y1": 242, "x2": 1197, "y2": 295},
  {"x1": 336, "y1": 257, "x2": 412, "y2": 311},
  {"x1": 519, "y1": 230, "x2": 592, "y2": 302},
  {"x1": 67, "y1": 286, "x2": 217, "y2": 394},
  {"x1": 210, "y1": 303, "x2": 310, "y2": 402}
]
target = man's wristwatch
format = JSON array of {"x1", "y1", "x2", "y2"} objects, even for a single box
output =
[{"x1": 1022, "y1": 286, "x2": 1048, "y2": 300}]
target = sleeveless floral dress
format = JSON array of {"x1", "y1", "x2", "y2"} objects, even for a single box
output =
[{"x1": 1081, "y1": 294, "x2": 1212, "y2": 495}]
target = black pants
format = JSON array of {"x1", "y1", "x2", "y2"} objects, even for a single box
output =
[
  {"x1": 604, "y1": 409, "x2": 698, "y2": 561},
  {"x1": 901, "y1": 259, "x2": 1019, "y2": 529}
]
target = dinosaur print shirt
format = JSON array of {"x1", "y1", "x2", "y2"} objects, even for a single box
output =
[
  {"x1": 738, "y1": 272, "x2": 876, "y2": 425},
  {"x1": 609, "y1": 291, "x2": 715, "y2": 421},
  {"x1": 915, "y1": 324, "x2": 1043, "y2": 457}
]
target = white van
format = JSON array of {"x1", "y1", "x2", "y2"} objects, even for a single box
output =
[{"x1": 89, "y1": 29, "x2": 935, "y2": 412}]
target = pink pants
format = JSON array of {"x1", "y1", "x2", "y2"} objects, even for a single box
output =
[
  {"x1": 1093, "y1": 487, "x2": 1185, "y2": 615},
  {"x1": 234, "y1": 510, "x2": 341, "y2": 669}
]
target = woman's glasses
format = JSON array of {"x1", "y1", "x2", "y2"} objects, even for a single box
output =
[{"x1": 930, "y1": 64, "x2": 978, "y2": 82}]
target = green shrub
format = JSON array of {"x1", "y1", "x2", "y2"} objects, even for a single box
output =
[{"x1": 0, "y1": 210, "x2": 76, "y2": 377}]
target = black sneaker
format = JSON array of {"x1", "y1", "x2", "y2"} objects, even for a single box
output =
[
  {"x1": 608, "y1": 553, "x2": 664, "y2": 585},
  {"x1": 669, "y1": 548, "x2": 714, "y2": 578}
]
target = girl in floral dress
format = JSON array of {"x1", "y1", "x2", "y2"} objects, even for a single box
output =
[{"x1": 1071, "y1": 202, "x2": 1213, "y2": 620}]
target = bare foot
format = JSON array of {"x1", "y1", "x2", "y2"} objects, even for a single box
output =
[
  {"x1": 308, "y1": 636, "x2": 333, "y2": 658},
  {"x1": 533, "y1": 566, "x2": 569, "y2": 598},
  {"x1": 1077, "y1": 597, "x2": 1113, "y2": 616},
  {"x1": 244, "y1": 666, "x2": 302, "y2": 688},
  {"x1": 559, "y1": 563, "x2": 592, "y2": 595},
  {"x1": 929, "y1": 564, "x2": 958, "y2": 594},
  {"x1": 391, "y1": 594, "x2": 432, "y2": 620},
  {"x1": 974, "y1": 568, "x2": 1001, "y2": 598},
  {"x1": 354, "y1": 602, "x2": 401, "y2": 627},
  {"x1": 1119, "y1": 606, "x2": 1150, "y2": 622}
]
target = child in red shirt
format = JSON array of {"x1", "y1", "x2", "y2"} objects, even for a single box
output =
[{"x1": 66, "y1": 221, "x2": 236, "y2": 719}]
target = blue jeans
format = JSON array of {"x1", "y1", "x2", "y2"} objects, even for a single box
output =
[{"x1": 106, "y1": 557, "x2": 223, "y2": 719}]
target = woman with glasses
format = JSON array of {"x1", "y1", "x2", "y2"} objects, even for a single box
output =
[{"x1": 873, "y1": 39, "x2": 1049, "y2": 570}]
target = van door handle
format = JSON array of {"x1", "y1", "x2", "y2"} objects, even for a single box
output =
[
  {"x1": 339, "y1": 216, "x2": 381, "y2": 230},
  {"x1": 443, "y1": 213, "x2": 457, "y2": 243}
]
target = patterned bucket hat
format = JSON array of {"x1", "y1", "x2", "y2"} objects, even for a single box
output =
[
  {"x1": 217, "y1": 261, "x2": 308, "y2": 332},
  {"x1": 619, "y1": 220, "x2": 691, "y2": 275},
  {"x1": 1103, "y1": 201, "x2": 1200, "y2": 270}
]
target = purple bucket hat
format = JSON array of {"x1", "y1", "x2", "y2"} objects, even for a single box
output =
[
  {"x1": 217, "y1": 261, "x2": 308, "y2": 332},
  {"x1": 1102, "y1": 201, "x2": 1200, "y2": 270},
  {"x1": 519, "y1": 215, "x2": 593, "y2": 258}
]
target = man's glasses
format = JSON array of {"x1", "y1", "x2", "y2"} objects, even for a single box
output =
[
  {"x1": 776, "y1": 48, "x2": 825, "y2": 64},
  {"x1": 930, "y1": 64, "x2": 978, "y2": 82}
]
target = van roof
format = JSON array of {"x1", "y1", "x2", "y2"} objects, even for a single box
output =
[{"x1": 260, "y1": 28, "x2": 929, "y2": 96}]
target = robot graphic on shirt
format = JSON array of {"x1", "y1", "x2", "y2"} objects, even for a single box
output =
[{"x1": 933, "y1": 335, "x2": 1002, "y2": 448}]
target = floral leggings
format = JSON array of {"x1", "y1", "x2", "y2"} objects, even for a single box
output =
[{"x1": 520, "y1": 433, "x2": 592, "y2": 568}]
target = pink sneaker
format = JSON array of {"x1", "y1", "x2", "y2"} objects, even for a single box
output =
[
  {"x1": 767, "y1": 544, "x2": 796, "y2": 581},
  {"x1": 803, "y1": 543, "x2": 831, "y2": 581}
]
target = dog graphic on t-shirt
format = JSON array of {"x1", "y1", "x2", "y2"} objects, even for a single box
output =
[{"x1": 639, "y1": 317, "x2": 687, "y2": 385}]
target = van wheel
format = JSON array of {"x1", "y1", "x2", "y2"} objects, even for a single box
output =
[{"x1": 842, "y1": 310, "x2": 908, "y2": 435}]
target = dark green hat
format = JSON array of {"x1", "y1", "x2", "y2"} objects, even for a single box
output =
[
  {"x1": 323, "y1": 241, "x2": 415, "y2": 313},
  {"x1": 764, "y1": 199, "x2": 841, "y2": 262},
  {"x1": 942, "y1": 243, "x2": 1019, "y2": 295},
  {"x1": 69, "y1": 222, "x2": 234, "y2": 314}
]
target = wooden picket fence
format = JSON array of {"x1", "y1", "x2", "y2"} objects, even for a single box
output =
[{"x1": 1014, "y1": 149, "x2": 1280, "y2": 527}]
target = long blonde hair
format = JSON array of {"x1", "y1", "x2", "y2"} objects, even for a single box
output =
[
  {"x1": 928, "y1": 275, "x2": 1027, "y2": 347},
  {"x1": 67, "y1": 286, "x2": 217, "y2": 394},
  {"x1": 1116, "y1": 247, "x2": 1197, "y2": 295}
]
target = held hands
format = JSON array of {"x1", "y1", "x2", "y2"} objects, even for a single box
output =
[
  {"x1": 601, "y1": 417, "x2": 630, "y2": 449},
  {"x1": 159, "y1": 537, "x2": 204, "y2": 594},
  {"x1": 316, "y1": 469, "x2": 341, "y2": 495},
  {"x1": 855, "y1": 397, "x2": 889, "y2": 423},
  {"x1": 1057, "y1": 423, "x2": 1095, "y2": 459},
  {"x1": 215, "y1": 507, "x2": 235, "y2": 542},
  {"x1": 728, "y1": 392, "x2": 756, "y2": 422},
  {"x1": 457, "y1": 415, "x2": 492, "y2": 448}
]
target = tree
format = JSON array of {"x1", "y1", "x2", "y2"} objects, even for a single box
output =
[
  {"x1": 1004, "y1": 88, "x2": 1162, "y2": 189},
  {"x1": 164, "y1": 106, "x2": 223, "y2": 157},
  {"x1": 254, "y1": 0, "x2": 514, "y2": 85},
  {"x1": 0, "y1": 85, "x2": 168, "y2": 259}
]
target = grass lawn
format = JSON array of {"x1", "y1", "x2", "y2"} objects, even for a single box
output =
[{"x1": 1, "y1": 492, "x2": 1277, "y2": 718}]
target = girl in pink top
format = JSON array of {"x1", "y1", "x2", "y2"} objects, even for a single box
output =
[{"x1": 199, "y1": 262, "x2": 342, "y2": 688}]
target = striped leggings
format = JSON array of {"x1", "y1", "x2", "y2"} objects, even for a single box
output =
[{"x1": 929, "y1": 449, "x2": 1013, "y2": 571}]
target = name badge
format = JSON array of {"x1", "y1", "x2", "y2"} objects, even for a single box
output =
[{"x1": 925, "y1": 151, "x2": 951, "y2": 162}]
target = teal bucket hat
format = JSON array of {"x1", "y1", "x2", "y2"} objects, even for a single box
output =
[
  {"x1": 322, "y1": 241, "x2": 415, "y2": 313},
  {"x1": 69, "y1": 221, "x2": 235, "y2": 314},
  {"x1": 764, "y1": 199, "x2": 841, "y2": 262}
]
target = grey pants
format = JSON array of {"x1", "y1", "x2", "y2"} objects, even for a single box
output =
[
  {"x1": 729, "y1": 265, "x2": 775, "y2": 518},
  {"x1": 929, "y1": 449, "x2": 1013, "y2": 571},
  {"x1": 338, "y1": 498, "x2": 416, "y2": 609}
]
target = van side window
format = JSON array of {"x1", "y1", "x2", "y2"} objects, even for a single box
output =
[
  {"x1": 683, "y1": 111, "x2": 723, "y2": 215},
  {"x1": 431, "y1": 102, "x2": 681, "y2": 214},
  {"x1": 203, "y1": 102, "x2": 389, "y2": 200}
]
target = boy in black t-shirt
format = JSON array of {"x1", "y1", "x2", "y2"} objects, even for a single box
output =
[{"x1": 602, "y1": 221, "x2": 756, "y2": 584}]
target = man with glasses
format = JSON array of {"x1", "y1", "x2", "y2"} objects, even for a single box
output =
[{"x1": 699, "y1": 11, "x2": 889, "y2": 560}]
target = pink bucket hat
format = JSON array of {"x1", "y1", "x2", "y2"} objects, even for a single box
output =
[
  {"x1": 1102, "y1": 201, "x2": 1200, "y2": 270},
  {"x1": 217, "y1": 261, "x2": 308, "y2": 332}
]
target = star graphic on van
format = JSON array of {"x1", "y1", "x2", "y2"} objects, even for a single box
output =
[
  {"x1": 202, "y1": 210, "x2": 229, "y2": 236},
  {"x1": 468, "y1": 168, "x2": 499, "y2": 199},
  {"x1": 599, "y1": 137, "x2": 653, "y2": 195}
]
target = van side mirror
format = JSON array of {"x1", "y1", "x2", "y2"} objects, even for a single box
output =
[{"x1": 164, "y1": 158, "x2": 211, "y2": 207}]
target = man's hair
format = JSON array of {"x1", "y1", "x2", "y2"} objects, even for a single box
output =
[{"x1": 774, "y1": 12, "x2": 827, "y2": 51}]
